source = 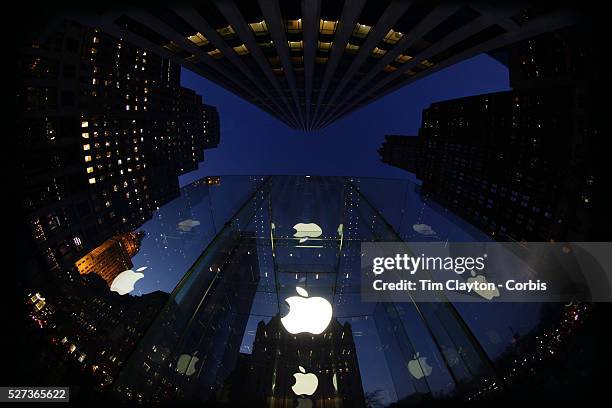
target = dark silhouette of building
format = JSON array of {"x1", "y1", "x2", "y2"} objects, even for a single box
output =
[
  {"x1": 203, "y1": 103, "x2": 221, "y2": 148},
  {"x1": 74, "y1": 231, "x2": 144, "y2": 286},
  {"x1": 26, "y1": 272, "x2": 169, "y2": 389},
  {"x1": 17, "y1": 20, "x2": 220, "y2": 280},
  {"x1": 69, "y1": 2, "x2": 577, "y2": 130},
  {"x1": 379, "y1": 25, "x2": 604, "y2": 242},
  {"x1": 220, "y1": 315, "x2": 366, "y2": 408},
  {"x1": 112, "y1": 232, "x2": 262, "y2": 404},
  {"x1": 379, "y1": 135, "x2": 419, "y2": 173}
]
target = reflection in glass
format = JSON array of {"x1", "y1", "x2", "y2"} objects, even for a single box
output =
[{"x1": 111, "y1": 176, "x2": 554, "y2": 405}]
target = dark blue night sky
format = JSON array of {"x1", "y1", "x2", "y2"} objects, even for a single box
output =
[{"x1": 179, "y1": 53, "x2": 509, "y2": 186}]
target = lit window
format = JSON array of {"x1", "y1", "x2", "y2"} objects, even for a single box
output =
[
  {"x1": 315, "y1": 57, "x2": 328, "y2": 64},
  {"x1": 291, "y1": 56, "x2": 304, "y2": 65},
  {"x1": 83, "y1": 144, "x2": 90, "y2": 151},
  {"x1": 383, "y1": 29, "x2": 403, "y2": 44},
  {"x1": 345, "y1": 43, "x2": 360, "y2": 53},
  {"x1": 85, "y1": 155, "x2": 91, "y2": 162},
  {"x1": 319, "y1": 19, "x2": 337, "y2": 35},
  {"x1": 208, "y1": 49, "x2": 223, "y2": 59},
  {"x1": 286, "y1": 19, "x2": 302, "y2": 33},
  {"x1": 288, "y1": 41, "x2": 303, "y2": 51},
  {"x1": 421, "y1": 59, "x2": 434, "y2": 67},
  {"x1": 352, "y1": 23, "x2": 372, "y2": 38},
  {"x1": 249, "y1": 20, "x2": 268, "y2": 35},
  {"x1": 86, "y1": 167, "x2": 94, "y2": 174},
  {"x1": 82, "y1": 132, "x2": 89, "y2": 139},
  {"x1": 317, "y1": 41, "x2": 333, "y2": 52},
  {"x1": 187, "y1": 32, "x2": 209, "y2": 46},
  {"x1": 216, "y1": 25, "x2": 236, "y2": 39},
  {"x1": 233, "y1": 44, "x2": 249, "y2": 55},
  {"x1": 383, "y1": 65, "x2": 397, "y2": 72},
  {"x1": 395, "y1": 54, "x2": 412, "y2": 63},
  {"x1": 88, "y1": 177, "x2": 96, "y2": 184},
  {"x1": 81, "y1": 121, "x2": 88, "y2": 128},
  {"x1": 163, "y1": 42, "x2": 180, "y2": 53},
  {"x1": 371, "y1": 47, "x2": 387, "y2": 58}
]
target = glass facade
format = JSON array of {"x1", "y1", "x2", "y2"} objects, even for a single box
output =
[{"x1": 112, "y1": 175, "x2": 546, "y2": 405}]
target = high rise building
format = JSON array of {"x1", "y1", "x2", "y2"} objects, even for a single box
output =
[
  {"x1": 18, "y1": 20, "x2": 220, "y2": 279},
  {"x1": 379, "y1": 135, "x2": 419, "y2": 173},
  {"x1": 70, "y1": 2, "x2": 577, "y2": 130},
  {"x1": 27, "y1": 272, "x2": 169, "y2": 389},
  {"x1": 379, "y1": 25, "x2": 604, "y2": 242},
  {"x1": 74, "y1": 231, "x2": 144, "y2": 286},
  {"x1": 203, "y1": 103, "x2": 221, "y2": 148}
]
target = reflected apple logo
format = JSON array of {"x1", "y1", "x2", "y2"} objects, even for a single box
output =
[
  {"x1": 292, "y1": 366, "x2": 318, "y2": 396},
  {"x1": 407, "y1": 352, "x2": 433, "y2": 379},
  {"x1": 413, "y1": 223, "x2": 436, "y2": 236},
  {"x1": 281, "y1": 287, "x2": 332, "y2": 335},
  {"x1": 467, "y1": 271, "x2": 500, "y2": 300},
  {"x1": 176, "y1": 352, "x2": 199, "y2": 376},
  {"x1": 110, "y1": 266, "x2": 147, "y2": 295},
  {"x1": 293, "y1": 223, "x2": 322, "y2": 243},
  {"x1": 178, "y1": 219, "x2": 201, "y2": 232}
]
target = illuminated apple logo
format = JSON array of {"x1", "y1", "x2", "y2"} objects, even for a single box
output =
[
  {"x1": 176, "y1": 352, "x2": 199, "y2": 376},
  {"x1": 292, "y1": 366, "x2": 318, "y2": 396},
  {"x1": 407, "y1": 352, "x2": 433, "y2": 379},
  {"x1": 467, "y1": 271, "x2": 500, "y2": 300},
  {"x1": 293, "y1": 223, "x2": 322, "y2": 243},
  {"x1": 110, "y1": 266, "x2": 147, "y2": 295},
  {"x1": 281, "y1": 287, "x2": 332, "y2": 335}
]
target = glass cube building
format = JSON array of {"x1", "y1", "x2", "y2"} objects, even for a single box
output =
[{"x1": 110, "y1": 175, "x2": 551, "y2": 405}]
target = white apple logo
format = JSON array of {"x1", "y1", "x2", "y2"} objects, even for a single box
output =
[
  {"x1": 177, "y1": 219, "x2": 201, "y2": 232},
  {"x1": 413, "y1": 223, "x2": 436, "y2": 236},
  {"x1": 281, "y1": 287, "x2": 332, "y2": 335},
  {"x1": 110, "y1": 266, "x2": 147, "y2": 295},
  {"x1": 467, "y1": 271, "x2": 500, "y2": 300},
  {"x1": 292, "y1": 366, "x2": 318, "y2": 396},
  {"x1": 407, "y1": 352, "x2": 433, "y2": 379},
  {"x1": 293, "y1": 223, "x2": 322, "y2": 243},
  {"x1": 176, "y1": 352, "x2": 199, "y2": 376}
]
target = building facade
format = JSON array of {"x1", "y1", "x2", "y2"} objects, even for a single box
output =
[
  {"x1": 18, "y1": 20, "x2": 220, "y2": 281},
  {"x1": 74, "y1": 231, "x2": 144, "y2": 286},
  {"x1": 27, "y1": 273, "x2": 169, "y2": 389},
  {"x1": 379, "y1": 25, "x2": 604, "y2": 242},
  {"x1": 379, "y1": 134, "x2": 418, "y2": 173},
  {"x1": 71, "y1": 1, "x2": 577, "y2": 130}
]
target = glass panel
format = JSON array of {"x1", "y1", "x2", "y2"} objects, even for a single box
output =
[{"x1": 110, "y1": 176, "x2": 555, "y2": 406}]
